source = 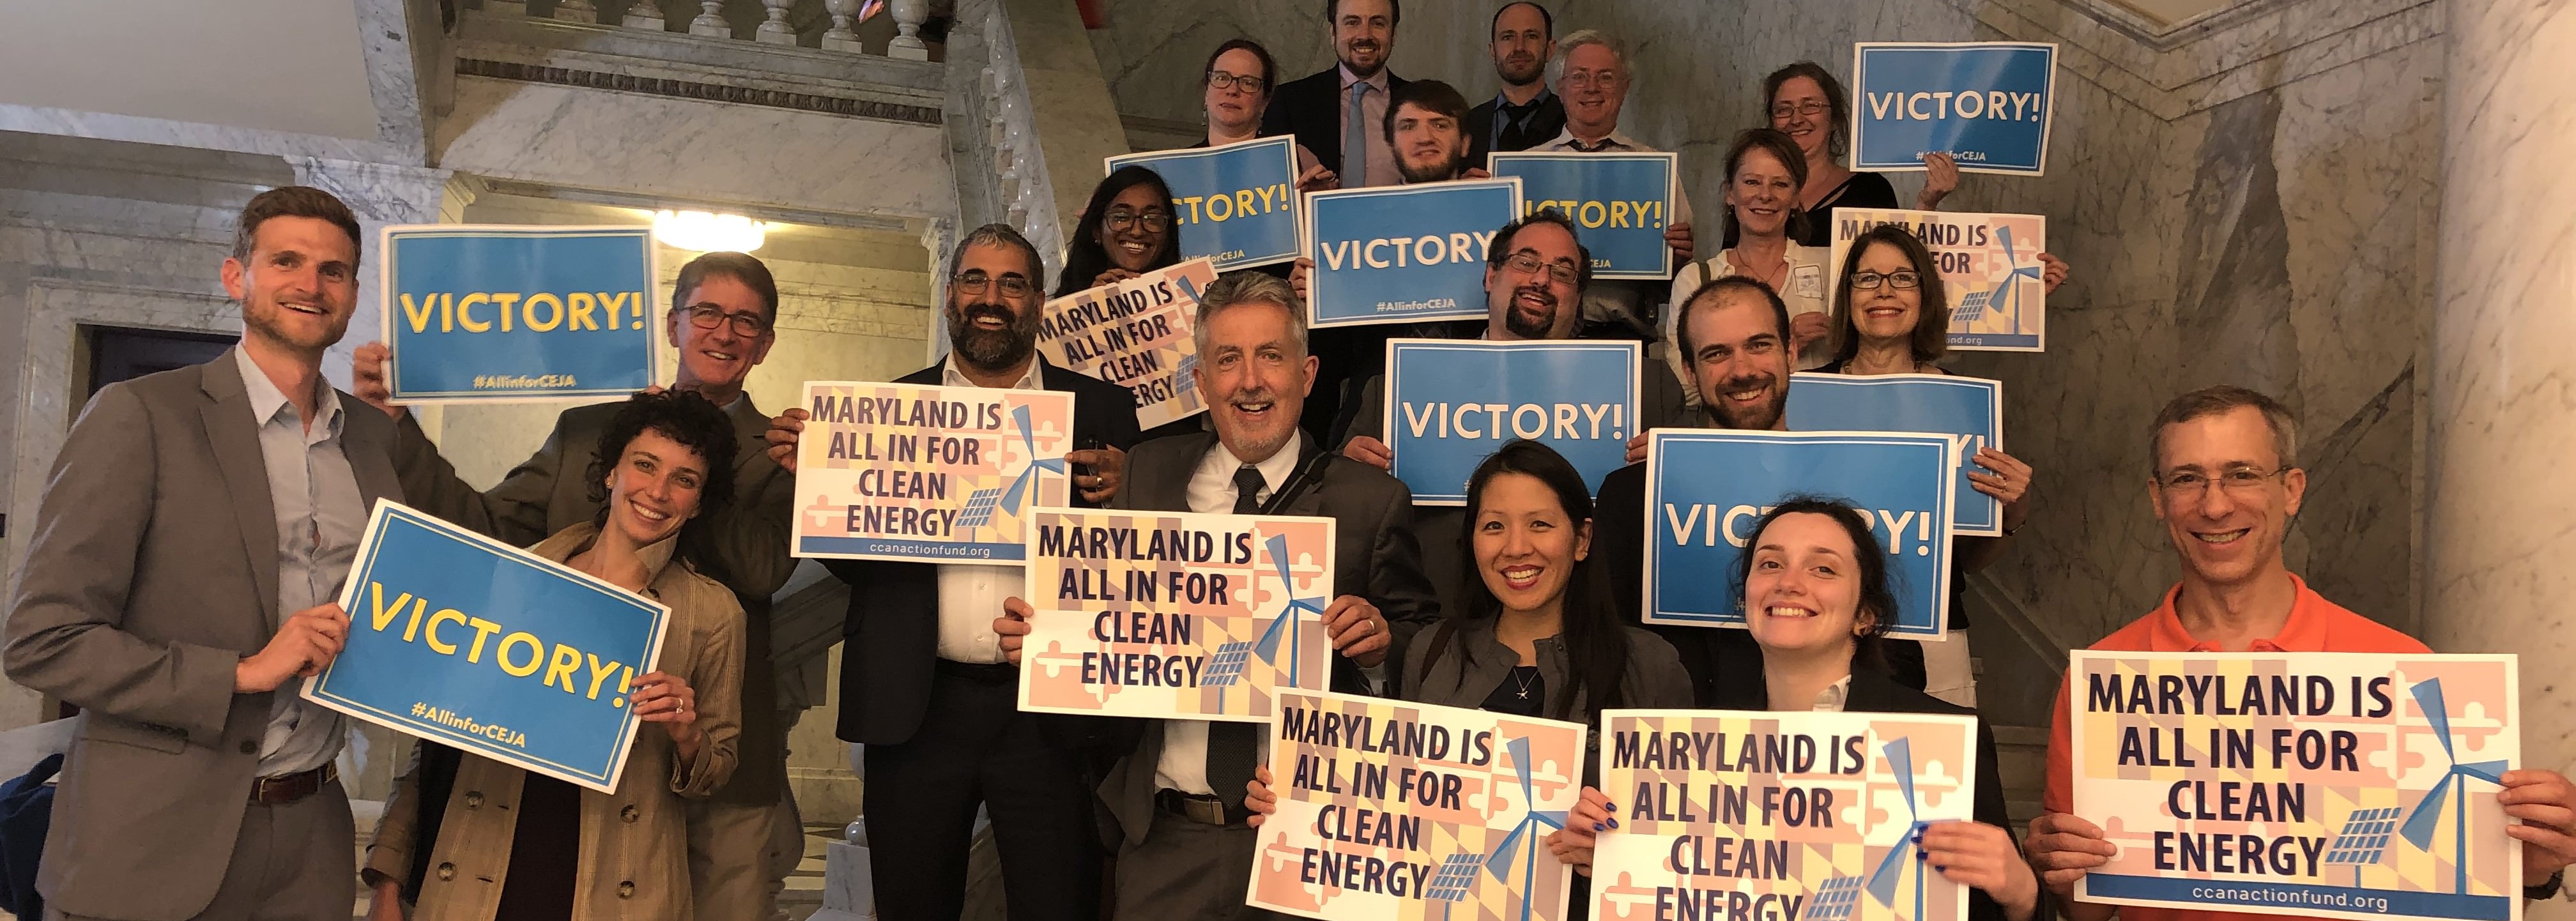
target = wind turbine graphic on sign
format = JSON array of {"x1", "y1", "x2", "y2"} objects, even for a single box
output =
[
  {"x1": 2399, "y1": 678, "x2": 2509, "y2": 896},
  {"x1": 1199, "y1": 534, "x2": 1324, "y2": 712},
  {"x1": 1482, "y1": 736, "x2": 1568, "y2": 921},
  {"x1": 1859, "y1": 737, "x2": 1942, "y2": 921},
  {"x1": 965, "y1": 404, "x2": 1064, "y2": 538},
  {"x1": 1987, "y1": 226, "x2": 2045, "y2": 335}
]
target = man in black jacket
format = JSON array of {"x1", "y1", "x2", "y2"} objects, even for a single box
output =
[
  {"x1": 1262, "y1": 0, "x2": 1405, "y2": 188},
  {"x1": 995, "y1": 270, "x2": 1438, "y2": 920},
  {"x1": 769, "y1": 224, "x2": 1140, "y2": 921},
  {"x1": 1463, "y1": 2, "x2": 1564, "y2": 164}
]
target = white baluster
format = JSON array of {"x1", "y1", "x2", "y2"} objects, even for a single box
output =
[
  {"x1": 887, "y1": 0, "x2": 931, "y2": 60},
  {"x1": 620, "y1": 0, "x2": 664, "y2": 30},
  {"x1": 554, "y1": 0, "x2": 598, "y2": 21},
  {"x1": 484, "y1": 0, "x2": 531, "y2": 17},
  {"x1": 689, "y1": 1, "x2": 730, "y2": 36},
  {"x1": 821, "y1": 0, "x2": 866, "y2": 52},
  {"x1": 756, "y1": 0, "x2": 795, "y2": 43}
]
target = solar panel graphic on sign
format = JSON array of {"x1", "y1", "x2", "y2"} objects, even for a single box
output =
[
  {"x1": 1807, "y1": 876, "x2": 1868, "y2": 921},
  {"x1": 954, "y1": 488, "x2": 1004, "y2": 529},
  {"x1": 2324, "y1": 806, "x2": 2405, "y2": 887}
]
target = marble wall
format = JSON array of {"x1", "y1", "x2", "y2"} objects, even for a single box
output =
[{"x1": 1085, "y1": 0, "x2": 2442, "y2": 721}]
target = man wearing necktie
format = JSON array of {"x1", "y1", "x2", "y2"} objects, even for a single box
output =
[
  {"x1": 995, "y1": 271, "x2": 1439, "y2": 920},
  {"x1": 1262, "y1": 0, "x2": 1406, "y2": 189},
  {"x1": 1528, "y1": 29, "x2": 1695, "y2": 343}
]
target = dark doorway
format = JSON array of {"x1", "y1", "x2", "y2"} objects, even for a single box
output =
[{"x1": 85, "y1": 325, "x2": 238, "y2": 400}]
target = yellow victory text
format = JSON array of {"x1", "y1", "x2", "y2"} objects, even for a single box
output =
[
  {"x1": 397, "y1": 290, "x2": 650, "y2": 335},
  {"x1": 365, "y1": 582, "x2": 637, "y2": 707}
]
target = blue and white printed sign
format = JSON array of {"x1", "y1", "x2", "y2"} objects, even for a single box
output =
[
  {"x1": 1786, "y1": 372, "x2": 2005, "y2": 536},
  {"x1": 1487, "y1": 151, "x2": 1678, "y2": 280},
  {"x1": 1301, "y1": 178, "x2": 1522, "y2": 328},
  {"x1": 1643, "y1": 430, "x2": 1955, "y2": 639},
  {"x1": 1106, "y1": 137, "x2": 1302, "y2": 271},
  {"x1": 382, "y1": 225, "x2": 661, "y2": 404},
  {"x1": 306, "y1": 501, "x2": 670, "y2": 793},
  {"x1": 1384, "y1": 339, "x2": 1642, "y2": 505},
  {"x1": 1851, "y1": 42, "x2": 2057, "y2": 176}
]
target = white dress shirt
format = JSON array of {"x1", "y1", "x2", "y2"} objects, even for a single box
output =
[
  {"x1": 233, "y1": 346, "x2": 362, "y2": 777},
  {"x1": 1153, "y1": 438, "x2": 1307, "y2": 795},
  {"x1": 933, "y1": 355, "x2": 1042, "y2": 664},
  {"x1": 1811, "y1": 675, "x2": 1854, "y2": 713}
]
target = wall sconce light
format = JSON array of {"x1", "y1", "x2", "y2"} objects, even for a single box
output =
[{"x1": 652, "y1": 210, "x2": 767, "y2": 253}]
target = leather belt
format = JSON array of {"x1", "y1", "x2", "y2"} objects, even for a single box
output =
[
  {"x1": 933, "y1": 658, "x2": 1018, "y2": 683},
  {"x1": 1155, "y1": 788, "x2": 1250, "y2": 826},
  {"x1": 250, "y1": 763, "x2": 336, "y2": 805}
]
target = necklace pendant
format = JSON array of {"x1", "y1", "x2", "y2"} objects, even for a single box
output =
[{"x1": 1517, "y1": 689, "x2": 1530, "y2": 699}]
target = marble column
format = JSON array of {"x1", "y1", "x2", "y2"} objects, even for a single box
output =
[{"x1": 2426, "y1": 4, "x2": 2576, "y2": 910}]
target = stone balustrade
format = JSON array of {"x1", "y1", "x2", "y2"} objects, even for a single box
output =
[{"x1": 477, "y1": 0, "x2": 934, "y2": 61}]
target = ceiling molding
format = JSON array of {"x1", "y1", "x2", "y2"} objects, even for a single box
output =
[{"x1": 1956, "y1": 0, "x2": 2439, "y2": 120}]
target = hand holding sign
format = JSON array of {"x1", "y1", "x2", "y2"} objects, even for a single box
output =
[
  {"x1": 1319, "y1": 595, "x2": 1387, "y2": 667},
  {"x1": 237, "y1": 602, "x2": 352, "y2": 692},
  {"x1": 1918, "y1": 151, "x2": 1961, "y2": 209},
  {"x1": 2501, "y1": 770, "x2": 2576, "y2": 881},
  {"x1": 628, "y1": 671, "x2": 702, "y2": 759},
  {"x1": 2021, "y1": 812, "x2": 2116, "y2": 902},
  {"x1": 350, "y1": 342, "x2": 404, "y2": 420},
  {"x1": 1920, "y1": 821, "x2": 2040, "y2": 919},
  {"x1": 994, "y1": 595, "x2": 1033, "y2": 666},
  {"x1": 1546, "y1": 786, "x2": 1617, "y2": 876}
]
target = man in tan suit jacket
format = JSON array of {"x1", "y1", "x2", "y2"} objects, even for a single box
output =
[{"x1": 3, "y1": 186, "x2": 402, "y2": 920}]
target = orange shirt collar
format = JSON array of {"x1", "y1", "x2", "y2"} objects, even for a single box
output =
[{"x1": 2143, "y1": 573, "x2": 2329, "y2": 652}]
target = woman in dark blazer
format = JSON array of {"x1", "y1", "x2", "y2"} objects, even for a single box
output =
[{"x1": 1550, "y1": 496, "x2": 2044, "y2": 921}]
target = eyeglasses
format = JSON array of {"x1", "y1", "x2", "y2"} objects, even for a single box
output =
[
  {"x1": 2158, "y1": 466, "x2": 2290, "y2": 497},
  {"x1": 1770, "y1": 100, "x2": 1830, "y2": 119},
  {"x1": 1562, "y1": 70, "x2": 1620, "y2": 90},
  {"x1": 1851, "y1": 271, "x2": 1921, "y2": 291},
  {"x1": 953, "y1": 271, "x2": 1034, "y2": 298},
  {"x1": 1105, "y1": 209, "x2": 1170, "y2": 232},
  {"x1": 1501, "y1": 251, "x2": 1579, "y2": 285},
  {"x1": 682, "y1": 304, "x2": 772, "y2": 337},
  {"x1": 1207, "y1": 70, "x2": 1268, "y2": 93}
]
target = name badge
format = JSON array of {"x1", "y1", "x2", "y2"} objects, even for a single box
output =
[{"x1": 1792, "y1": 264, "x2": 1825, "y2": 301}]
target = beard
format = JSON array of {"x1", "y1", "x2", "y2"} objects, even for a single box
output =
[
  {"x1": 1701, "y1": 370, "x2": 1788, "y2": 431},
  {"x1": 1398, "y1": 144, "x2": 1468, "y2": 184},
  {"x1": 1498, "y1": 54, "x2": 1543, "y2": 86},
  {"x1": 1500, "y1": 284, "x2": 1561, "y2": 339},
  {"x1": 948, "y1": 298, "x2": 1038, "y2": 372},
  {"x1": 242, "y1": 293, "x2": 348, "y2": 355}
]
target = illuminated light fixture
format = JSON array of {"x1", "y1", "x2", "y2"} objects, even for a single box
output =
[{"x1": 652, "y1": 209, "x2": 767, "y2": 253}]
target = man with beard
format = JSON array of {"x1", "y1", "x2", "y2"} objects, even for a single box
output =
[
  {"x1": 1264, "y1": 0, "x2": 1406, "y2": 188},
  {"x1": 1325, "y1": 209, "x2": 1688, "y2": 618},
  {"x1": 349, "y1": 250, "x2": 802, "y2": 921},
  {"x1": 1531, "y1": 30, "x2": 1694, "y2": 342},
  {"x1": 5, "y1": 187, "x2": 399, "y2": 920},
  {"x1": 1464, "y1": 2, "x2": 1564, "y2": 164},
  {"x1": 1588, "y1": 275, "x2": 1792, "y2": 704},
  {"x1": 764, "y1": 224, "x2": 1138, "y2": 921},
  {"x1": 987, "y1": 270, "x2": 1437, "y2": 921}
]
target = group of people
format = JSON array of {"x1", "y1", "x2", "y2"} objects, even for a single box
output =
[{"x1": 1, "y1": 3, "x2": 2572, "y2": 921}]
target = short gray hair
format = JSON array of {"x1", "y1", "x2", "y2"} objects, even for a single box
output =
[
  {"x1": 2147, "y1": 385, "x2": 2299, "y2": 475},
  {"x1": 945, "y1": 222, "x2": 1045, "y2": 291},
  {"x1": 1545, "y1": 29, "x2": 1627, "y2": 89},
  {"x1": 1192, "y1": 271, "x2": 1307, "y2": 359}
]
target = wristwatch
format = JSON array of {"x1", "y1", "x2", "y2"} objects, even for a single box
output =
[{"x1": 2527, "y1": 868, "x2": 2565, "y2": 901}]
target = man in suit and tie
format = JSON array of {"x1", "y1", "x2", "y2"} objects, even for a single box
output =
[
  {"x1": 766, "y1": 224, "x2": 1140, "y2": 921},
  {"x1": 347, "y1": 250, "x2": 801, "y2": 921},
  {"x1": 1262, "y1": 0, "x2": 1406, "y2": 189},
  {"x1": 1463, "y1": 2, "x2": 1563, "y2": 165},
  {"x1": 3, "y1": 186, "x2": 401, "y2": 920},
  {"x1": 993, "y1": 270, "x2": 1439, "y2": 920}
]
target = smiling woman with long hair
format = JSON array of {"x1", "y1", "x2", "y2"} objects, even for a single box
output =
[
  {"x1": 362, "y1": 391, "x2": 749, "y2": 921},
  {"x1": 1547, "y1": 497, "x2": 2044, "y2": 921}
]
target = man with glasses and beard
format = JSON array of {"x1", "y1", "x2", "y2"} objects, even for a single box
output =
[
  {"x1": 351, "y1": 250, "x2": 802, "y2": 921},
  {"x1": 764, "y1": 224, "x2": 1139, "y2": 921},
  {"x1": 988, "y1": 270, "x2": 1437, "y2": 920},
  {"x1": 1323, "y1": 209, "x2": 1690, "y2": 618},
  {"x1": 1464, "y1": 2, "x2": 1563, "y2": 164},
  {"x1": 1588, "y1": 275, "x2": 1797, "y2": 703}
]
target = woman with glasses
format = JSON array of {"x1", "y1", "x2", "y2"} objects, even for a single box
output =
[
  {"x1": 1758, "y1": 61, "x2": 1954, "y2": 248},
  {"x1": 1239, "y1": 440, "x2": 1692, "y2": 918},
  {"x1": 1813, "y1": 223, "x2": 2058, "y2": 704},
  {"x1": 1200, "y1": 38, "x2": 1334, "y2": 192},
  {"x1": 1545, "y1": 498, "x2": 2043, "y2": 921},
  {"x1": 1055, "y1": 166, "x2": 1186, "y2": 298},
  {"x1": 1667, "y1": 128, "x2": 1836, "y2": 379}
]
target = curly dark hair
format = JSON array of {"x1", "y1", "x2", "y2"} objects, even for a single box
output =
[
  {"x1": 1729, "y1": 496, "x2": 1900, "y2": 675},
  {"x1": 585, "y1": 390, "x2": 740, "y2": 578}
]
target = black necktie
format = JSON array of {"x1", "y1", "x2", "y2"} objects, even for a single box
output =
[{"x1": 1206, "y1": 464, "x2": 1268, "y2": 811}]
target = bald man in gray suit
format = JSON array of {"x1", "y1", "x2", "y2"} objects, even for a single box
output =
[{"x1": 3, "y1": 186, "x2": 401, "y2": 920}]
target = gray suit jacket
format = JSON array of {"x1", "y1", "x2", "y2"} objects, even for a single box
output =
[
  {"x1": 385, "y1": 395, "x2": 795, "y2": 803},
  {"x1": 1094, "y1": 430, "x2": 1440, "y2": 846},
  {"x1": 3, "y1": 355, "x2": 401, "y2": 920}
]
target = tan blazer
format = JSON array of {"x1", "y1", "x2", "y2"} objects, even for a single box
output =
[
  {"x1": 364, "y1": 523, "x2": 745, "y2": 921},
  {"x1": 1, "y1": 354, "x2": 402, "y2": 919}
]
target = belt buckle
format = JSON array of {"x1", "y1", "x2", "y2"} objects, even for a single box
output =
[{"x1": 1183, "y1": 796, "x2": 1227, "y2": 825}]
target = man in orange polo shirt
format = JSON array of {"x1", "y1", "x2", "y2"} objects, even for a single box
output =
[{"x1": 2023, "y1": 386, "x2": 2576, "y2": 920}]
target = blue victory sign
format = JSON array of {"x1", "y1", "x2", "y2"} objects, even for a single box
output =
[
  {"x1": 1106, "y1": 137, "x2": 1302, "y2": 271},
  {"x1": 1487, "y1": 151, "x2": 1678, "y2": 279},
  {"x1": 1786, "y1": 372, "x2": 2005, "y2": 535},
  {"x1": 306, "y1": 502, "x2": 670, "y2": 793},
  {"x1": 1386, "y1": 340, "x2": 1641, "y2": 505},
  {"x1": 383, "y1": 225, "x2": 659, "y2": 402},
  {"x1": 1303, "y1": 178, "x2": 1522, "y2": 328},
  {"x1": 1852, "y1": 43, "x2": 2057, "y2": 176},
  {"x1": 1643, "y1": 430, "x2": 1955, "y2": 639}
]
